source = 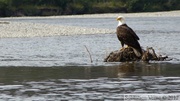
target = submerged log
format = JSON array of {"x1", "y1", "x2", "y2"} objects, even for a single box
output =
[{"x1": 104, "y1": 47, "x2": 168, "y2": 62}]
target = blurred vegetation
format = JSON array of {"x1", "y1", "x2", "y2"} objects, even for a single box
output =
[{"x1": 0, "y1": 0, "x2": 180, "y2": 17}]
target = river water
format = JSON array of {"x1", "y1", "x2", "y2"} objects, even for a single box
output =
[{"x1": 0, "y1": 17, "x2": 180, "y2": 100}]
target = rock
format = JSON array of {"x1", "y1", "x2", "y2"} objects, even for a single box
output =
[{"x1": 104, "y1": 47, "x2": 168, "y2": 62}]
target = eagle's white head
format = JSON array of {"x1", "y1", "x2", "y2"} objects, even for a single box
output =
[{"x1": 116, "y1": 16, "x2": 126, "y2": 26}]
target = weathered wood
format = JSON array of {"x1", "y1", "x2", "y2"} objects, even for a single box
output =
[{"x1": 104, "y1": 47, "x2": 168, "y2": 62}]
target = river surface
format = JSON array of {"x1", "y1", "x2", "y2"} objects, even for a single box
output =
[{"x1": 0, "y1": 17, "x2": 180, "y2": 100}]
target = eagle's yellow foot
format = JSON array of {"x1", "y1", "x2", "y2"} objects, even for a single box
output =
[
  {"x1": 124, "y1": 45, "x2": 129, "y2": 49},
  {"x1": 120, "y1": 45, "x2": 129, "y2": 51}
]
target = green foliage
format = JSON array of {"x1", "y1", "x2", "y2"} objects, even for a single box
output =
[{"x1": 0, "y1": 0, "x2": 180, "y2": 17}]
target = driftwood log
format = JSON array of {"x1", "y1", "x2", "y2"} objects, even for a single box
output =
[{"x1": 104, "y1": 47, "x2": 168, "y2": 62}]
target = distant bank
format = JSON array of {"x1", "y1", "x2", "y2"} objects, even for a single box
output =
[{"x1": 0, "y1": 0, "x2": 180, "y2": 17}]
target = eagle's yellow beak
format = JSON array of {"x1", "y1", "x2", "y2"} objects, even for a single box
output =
[{"x1": 116, "y1": 17, "x2": 122, "y2": 21}]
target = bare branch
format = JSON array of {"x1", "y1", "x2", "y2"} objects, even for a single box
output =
[{"x1": 84, "y1": 45, "x2": 93, "y2": 63}]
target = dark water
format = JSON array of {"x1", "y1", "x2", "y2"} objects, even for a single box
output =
[
  {"x1": 0, "y1": 63, "x2": 180, "y2": 100},
  {"x1": 0, "y1": 17, "x2": 180, "y2": 100}
]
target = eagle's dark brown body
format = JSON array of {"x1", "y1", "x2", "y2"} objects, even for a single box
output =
[{"x1": 116, "y1": 24, "x2": 142, "y2": 57}]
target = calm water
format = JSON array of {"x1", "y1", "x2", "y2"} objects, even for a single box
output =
[{"x1": 0, "y1": 17, "x2": 180, "y2": 100}]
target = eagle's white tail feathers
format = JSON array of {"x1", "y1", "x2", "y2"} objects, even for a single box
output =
[{"x1": 132, "y1": 48, "x2": 142, "y2": 57}]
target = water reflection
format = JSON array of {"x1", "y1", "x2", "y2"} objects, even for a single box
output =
[
  {"x1": 0, "y1": 62, "x2": 180, "y2": 83},
  {"x1": 112, "y1": 62, "x2": 180, "y2": 78}
]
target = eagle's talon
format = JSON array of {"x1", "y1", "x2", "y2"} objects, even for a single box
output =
[{"x1": 124, "y1": 45, "x2": 129, "y2": 49}]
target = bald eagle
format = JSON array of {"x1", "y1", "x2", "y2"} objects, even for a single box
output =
[{"x1": 116, "y1": 16, "x2": 142, "y2": 57}]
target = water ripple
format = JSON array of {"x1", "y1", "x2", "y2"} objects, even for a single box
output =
[{"x1": 0, "y1": 76, "x2": 179, "y2": 100}]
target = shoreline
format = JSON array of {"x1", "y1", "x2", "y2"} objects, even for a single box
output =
[
  {"x1": 0, "y1": 10, "x2": 180, "y2": 38},
  {"x1": 2, "y1": 10, "x2": 180, "y2": 19},
  {"x1": 45, "y1": 10, "x2": 180, "y2": 18}
]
